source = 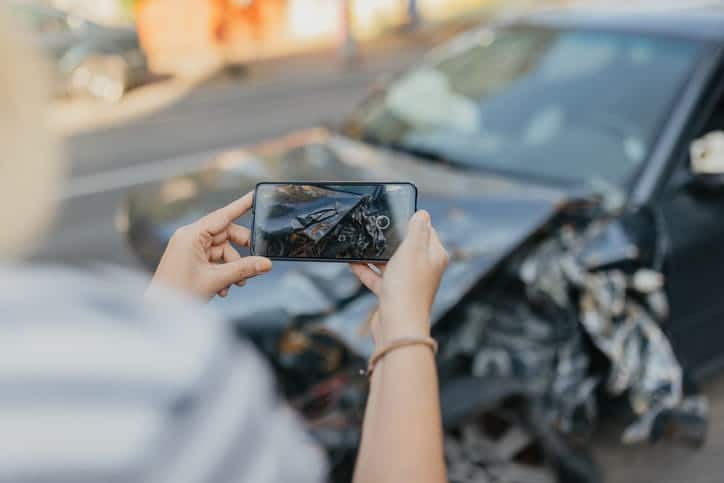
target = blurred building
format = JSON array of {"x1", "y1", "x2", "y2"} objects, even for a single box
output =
[{"x1": 135, "y1": 0, "x2": 494, "y2": 77}]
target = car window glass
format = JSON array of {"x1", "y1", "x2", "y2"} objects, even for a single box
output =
[{"x1": 348, "y1": 26, "x2": 703, "y2": 188}]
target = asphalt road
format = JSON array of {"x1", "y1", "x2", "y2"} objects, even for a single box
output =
[{"x1": 29, "y1": 33, "x2": 724, "y2": 483}]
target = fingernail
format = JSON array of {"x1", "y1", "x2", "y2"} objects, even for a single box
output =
[
  {"x1": 256, "y1": 259, "x2": 272, "y2": 272},
  {"x1": 412, "y1": 210, "x2": 430, "y2": 224}
]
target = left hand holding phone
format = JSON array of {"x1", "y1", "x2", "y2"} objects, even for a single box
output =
[{"x1": 149, "y1": 191, "x2": 273, "y2": 301}]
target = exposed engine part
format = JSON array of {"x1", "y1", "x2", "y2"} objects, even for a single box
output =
[{"x1": 519, "y1": 223, "x2": 707, "y2": 445}]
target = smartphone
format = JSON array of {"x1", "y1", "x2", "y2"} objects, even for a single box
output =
[{"x1": 251, "y1": 182, "x2": 418, "y2": 262}]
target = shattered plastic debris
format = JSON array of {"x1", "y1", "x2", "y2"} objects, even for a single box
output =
[{"x1": 517, "y1": 222, "x2": 707, "y2": 445}]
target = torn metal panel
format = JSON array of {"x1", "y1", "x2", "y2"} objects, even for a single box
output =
[{"x1": 516, "y1": 220, "x2": 707, "y2": 445}]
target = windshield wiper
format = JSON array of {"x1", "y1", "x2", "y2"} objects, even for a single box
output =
[
  {"x1": 361, "y1": 135, "x2": 473, "y2": 170},
  {"x1": 388, "y1": 143, "x2": 449, "y2": 162}
]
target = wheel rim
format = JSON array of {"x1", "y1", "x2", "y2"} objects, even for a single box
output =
[{"x1": 446, "y1": 411, "x2": 557, "y2": 483}]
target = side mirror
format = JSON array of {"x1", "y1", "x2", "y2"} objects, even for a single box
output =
[{"x1": 688, "y1": 131, "x2": 724, "y2": 193}]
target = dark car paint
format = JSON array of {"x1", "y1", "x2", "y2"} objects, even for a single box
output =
[{"x1": 636, "y1": 50, "x2": 724, "y2": 376}]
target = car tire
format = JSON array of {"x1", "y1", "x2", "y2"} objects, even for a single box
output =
[{"x1": 71, "y1": 55, "x2": 129, "y2": 103}]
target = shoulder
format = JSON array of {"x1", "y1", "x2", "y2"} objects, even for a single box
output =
[{"x1": 0, "y1": 264, "x2": 327, "y2": 482}]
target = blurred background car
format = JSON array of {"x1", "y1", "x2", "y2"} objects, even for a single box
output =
[{"x1": 10, "y1": 1, "x2": 150, "y2": 102}]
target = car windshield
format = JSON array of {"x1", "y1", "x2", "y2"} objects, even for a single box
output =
[{"x1": 344, "y1": 25, "x2": 703, "y2": 186}]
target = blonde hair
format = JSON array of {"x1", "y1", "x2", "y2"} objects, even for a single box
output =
[{"x1": 0, "y1": 6, "x2": 65, "y2": 258}]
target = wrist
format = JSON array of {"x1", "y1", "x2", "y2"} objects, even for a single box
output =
[
  {"x1": 376, "y1": 310, "x2": 431, "y2": 347},
  {"x1": 367, "y1": 335, "x2": 438, "y2": 376}
]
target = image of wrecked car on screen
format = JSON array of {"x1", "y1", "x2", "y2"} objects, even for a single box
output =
[{"x1": 252, "y1": 183, "x2": 415, "y2": 261}]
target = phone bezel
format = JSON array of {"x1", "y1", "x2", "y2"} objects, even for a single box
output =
[{"x1": 250, "y1": 181, "x2": 418, "y2": 263}]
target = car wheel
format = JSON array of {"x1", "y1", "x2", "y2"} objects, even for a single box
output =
[
  {"x1": 446, "y1": 409, "x2": 558, "y2": 483},
  {"x1": 71, "y1": 55, "x2": 128, "y2": 103}
]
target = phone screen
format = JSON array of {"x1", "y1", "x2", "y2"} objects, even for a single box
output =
[{"x1": 251, "y1": 182, "x2": 418, "y2": 262}]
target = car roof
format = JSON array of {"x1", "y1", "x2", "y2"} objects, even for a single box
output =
[{"x1": 521, "y1": 4, "x2": 724, "y2": 43}]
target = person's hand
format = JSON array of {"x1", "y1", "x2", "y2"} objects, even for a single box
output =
[
  {"x1": 350, "y1": 210, "x2": 448, "y2": 346},
  {"x1": 149, "y1": 192, "x2": 272, "y2": 301}
]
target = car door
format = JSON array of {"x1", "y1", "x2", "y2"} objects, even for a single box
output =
[{"x1": 656, "y1": 71, "x2": 724, "y2": 375}]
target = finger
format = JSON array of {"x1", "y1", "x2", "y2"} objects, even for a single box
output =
[
  {"x1": 350, "y1": 263, "x2": 382, "y2": 295},
  {"x1": 371, "y1": 263, "x2": 386, "y2": 275},
  {"x1": 212, "y1": 230, "x2": 229, "y2": 245},
  {"x1": 358, "y1": 306, "x2": 379, "y2": 338},
  {"x1": 200, "y1": 192, "x2": 254, "y2": 234},
  {"x1": 212, "y1": 224, "x2": 250, "y2": 247},
  {"x1": 429, "y1": 226, "x2": 449, "y2": 266},
  {"x1": 221, "y1": 244, "x2": 248, "y2": 287},
  {"x1": 228, "y1": 224, "x2": 251, "y2": 247},
  {"x1": 223, "y1": 242, "x2": 242, "y2": 261},
  {"x1": 219, "y1": 191, "x2": 255, "y2": 221},
  {"x1": 210, "y1": 245, "x2": 225, "y2": 262},
  {"x1": 401, "y1": 210, "x2": 430, "y2": 252},
  {"x1": 214, "y1": 256, "x2": 272, "y2": 290}
]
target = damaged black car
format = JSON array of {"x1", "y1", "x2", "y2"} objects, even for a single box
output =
[{"x1": 119, "y1": 6, "x2": 724, "y2": 483}]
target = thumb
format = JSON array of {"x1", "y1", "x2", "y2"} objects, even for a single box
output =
[
  {"x1": 401, "y1": 210, "x2": 430, "y2": 253},
  {"x1": 212, "y1": 256, "x2": 272, "y2": 291}
]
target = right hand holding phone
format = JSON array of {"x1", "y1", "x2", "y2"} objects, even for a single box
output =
[{"x1": 350, "y1": 210, "x2": 449, "y2": 346}]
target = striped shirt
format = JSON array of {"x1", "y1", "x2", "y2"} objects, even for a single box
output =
[{"x1": 0, "y1": 265, "x2": 327, "y2": 483}]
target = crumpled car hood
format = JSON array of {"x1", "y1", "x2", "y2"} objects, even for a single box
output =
[{"x1": 125, "y1": 128, "x2": 566, "y2": 354}]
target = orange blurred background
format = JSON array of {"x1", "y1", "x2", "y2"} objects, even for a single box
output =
[{"x1": 136, "y1": 0, "x2": 494, "y2": 76}]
